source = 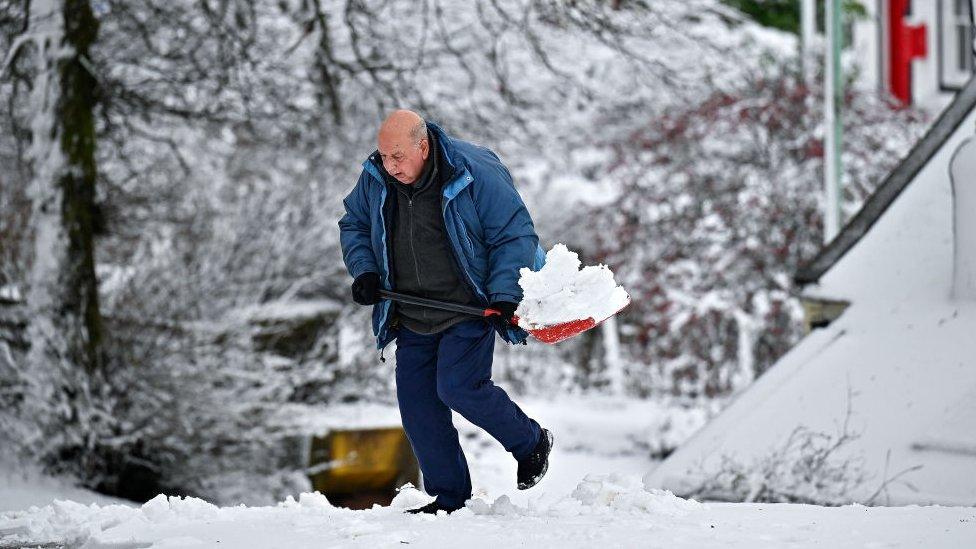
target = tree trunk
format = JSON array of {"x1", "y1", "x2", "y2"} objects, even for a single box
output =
[{"x1": 24, "y1": 0, "x2": 104, "y2": 470}]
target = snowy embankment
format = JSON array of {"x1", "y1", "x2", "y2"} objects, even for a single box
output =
[
  {"x1": 2, "y1": 476, "x2": 973, "y2": 548},
  {"x1": 0, "y1": 460, "x2": 133, "y2": 514}
]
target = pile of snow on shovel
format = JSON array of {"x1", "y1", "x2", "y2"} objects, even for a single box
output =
[{"x1": 516, "y1": 244, "x2": 629, "y2": 329}]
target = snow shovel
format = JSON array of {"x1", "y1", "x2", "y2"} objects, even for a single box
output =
[{"x1": 377, "y1": 289, "x2": 628, "y2": 344}]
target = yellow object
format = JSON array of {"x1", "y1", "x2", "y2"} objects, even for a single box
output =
[
  {"x1": 307, "y1": 427, "x2": 419, "y2": 504},
  {"x1": 800, "y1": 297, "x2": 849, "y2": 334}
]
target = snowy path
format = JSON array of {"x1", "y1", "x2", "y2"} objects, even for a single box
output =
[
  {"x1": 457, "y1": 396, "x2": 670, "y2": 506},
  {"x1": 1, "y1": 479, "x2": 973, "y2": 548},
  {"x1": 2, "y1": 397, "x2": 973, "y2": 547}
]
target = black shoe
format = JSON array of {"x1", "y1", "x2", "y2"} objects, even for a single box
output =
[
  {"x1": 405, "y1": 500, "x2": 460, "y2": 515},
  {"x1": 517, "y1": 428, "x2": 553, "y2": 490}
]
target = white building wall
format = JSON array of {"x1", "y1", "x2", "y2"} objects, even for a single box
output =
[
  {"x1": 910, "y1": 0, "x2": 954, "y2": 112},
  {"x1": 852, "y1": 0, "x2": 884, "y2": 92}
]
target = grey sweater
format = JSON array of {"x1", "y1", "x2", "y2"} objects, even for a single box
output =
[{"x1": 390, "y1": 132, "x2": 478, "y2": 334}]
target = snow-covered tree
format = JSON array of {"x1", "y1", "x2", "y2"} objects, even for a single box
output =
[
  {"x1": 0, "y1": 0, "x2": 931, "y2": 502},
  {"x1": 0, "y1": 0, "x2": 112, "y2": 477}
]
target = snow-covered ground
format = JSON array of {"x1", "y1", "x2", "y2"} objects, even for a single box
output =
[
  {"x1": 460, "y1": 396, "x2": 678, "y2": 505},
  {"x1": 2, "y1": 474, "x2": 973, "y2": 548},
  {"x1": 3, "y1": 397, "x2": 974, "y2": 547}
]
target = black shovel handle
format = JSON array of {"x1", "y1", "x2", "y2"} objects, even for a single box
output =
[{"x1": 378, "y1": 289, "x2": 501, "y2": 318}]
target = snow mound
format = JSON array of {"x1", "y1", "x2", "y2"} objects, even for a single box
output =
[
  {"x1": 572, "y1": 474, "x2": 703, "y2": 515},
  {"x1": 516, "y1": 244, "x2": 629, "y2": 328},
  {"x1": 465, "y1": 475, "x2": 703, "y2": 519},
  {"x1": 0, "y1": 499, "x2": 134, "y2": 544},
  {"x1": 389, "y1": 483, "x2": 435, "y2": 510},
  {"x1": 466, "y1": 494, "x2": 527, "y2": 517},
  {"x1": 278, "y1": 491, "x2": 336, "y2": 511},
  {"x1": 142, "y1": 494, "x2": 220, "y2": 522}
]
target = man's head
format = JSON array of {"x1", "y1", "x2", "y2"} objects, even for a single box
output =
[{"x1": 377, "y1": 110, "x2": 430, "y2": 185}]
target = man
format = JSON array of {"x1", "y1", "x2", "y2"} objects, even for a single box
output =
[{"x1": 338, "y1": 110, "x2": 553, "y2": 514}]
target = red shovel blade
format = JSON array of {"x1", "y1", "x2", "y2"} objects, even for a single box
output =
[
  {"x1": 510, "y1": 298, "x2": 631, "y2": 345},
  {"x1": 525, "y1": 317, "x2": 598, "y2": 344}
]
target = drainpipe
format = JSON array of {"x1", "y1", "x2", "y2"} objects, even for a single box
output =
[{"x1": 950, "y1": 126, "x2": 976, "y2": 300}]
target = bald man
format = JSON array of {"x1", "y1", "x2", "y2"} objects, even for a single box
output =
[{"x1": 338, "y1": 111, "x2": 553, "y2": 514}]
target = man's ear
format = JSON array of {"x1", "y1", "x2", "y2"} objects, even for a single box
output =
[{"x1": 420, "y1": 138, "x2": 430, "y2": 160}]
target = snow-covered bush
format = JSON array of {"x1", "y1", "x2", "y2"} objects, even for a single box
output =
[
  {"x1": 92, "y1": 317, "x2": 320, "y2": 503},
  {"x1": 681, "y1": 397, "x2": 923, "y2": 505},
  {"x1": 582, "y1": 60, "x2": 927, "y2": 399},
  {"x1": 687, "y1": 422, "x2": 868, "y2": 504}
]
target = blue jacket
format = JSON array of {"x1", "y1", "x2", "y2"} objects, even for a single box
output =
[{"x1": 338, "y1": 122, "x2": 545, "y2": 350}]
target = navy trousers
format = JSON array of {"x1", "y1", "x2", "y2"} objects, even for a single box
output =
[{"x1": 395, "y1": 318, "x2": 541, "y2": 509}]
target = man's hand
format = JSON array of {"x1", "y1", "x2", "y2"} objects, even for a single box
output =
[
  {"x1": 351, "y1": 272, "x2": 381, "y2": 305},
  {"x1": 486, "y1": 301, "x2": 518, "y2": 333}
]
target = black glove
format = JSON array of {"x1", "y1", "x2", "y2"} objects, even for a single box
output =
[
  {"x1": 486, "y1": 301, "x2": 517, "y2": 333},
  {"x1": 351, "y1": 272, "x2": 381, "y2": 305}
]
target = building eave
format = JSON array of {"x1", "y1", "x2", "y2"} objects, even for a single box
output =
[{"x1": 794, "y1": 75, "x2": 976, "y2": 286}]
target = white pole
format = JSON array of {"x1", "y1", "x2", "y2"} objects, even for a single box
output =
[
  {"x1": 801, "y1": 0, "x2": 817, "y2": 47},
  {"x1": 824, "y1": 0, "x2": 843, "y2": 243},
  {"x1": 601, "y1": 316, "x2": 623, "y2": 394},
  {"x1": 801, "y1": 0, "x2": 817, "y2": 77}
]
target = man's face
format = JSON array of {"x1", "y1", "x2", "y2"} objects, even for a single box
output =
[{"x1": 378, "y1": 133, "x2": 429, "y2": 185}]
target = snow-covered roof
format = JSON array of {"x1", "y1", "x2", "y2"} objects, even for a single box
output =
[{"x1": 644, "y1": 79, "x2": 976, "y2": 506}]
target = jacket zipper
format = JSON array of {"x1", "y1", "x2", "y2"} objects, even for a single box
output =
[
  {"x1": 408, "y1": 197, "x2": 427, "y2": 320},
  {"x1": 456, "y1": 213, "x2": 475, "y2": 252},
  {"x1": 441, "y1": 194, "x2": 487, "y2": 305}
]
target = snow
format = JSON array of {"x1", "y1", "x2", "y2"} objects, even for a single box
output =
[
  {"x1": 230, "y1": 299, "x2": 342, "y2": 324},
  {"x1": 912, "y1": 385, "x2": 976, "y2": 457},
  {"x1": 0, "y1": 395, "x2": 719, "y2": 547},
  {"x1": 645, "y1": 103, "x2": 976, "y2": 506},
  {"x1": 0, "y1": 460, "x2": 133, "y2": 513},
  {"x1": 2, "y1": 477, "x2": 973, "y2": 548},
  {"x1": 2, "y1": 391, "x2": 973, "y2": 548},
  {"x1": 0, "y1": 285, "x2": 21, "y2": 303},
  {"x1": 515, "y1": 244, "x2": 630, "y2": 328},
  {"x1": 268, "y1": 401, "x2": 404, "y2": 434}
]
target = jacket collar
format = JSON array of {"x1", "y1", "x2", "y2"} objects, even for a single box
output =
[{"x1": 429, "y1": 122, "x2": 474, "y2": 200}]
